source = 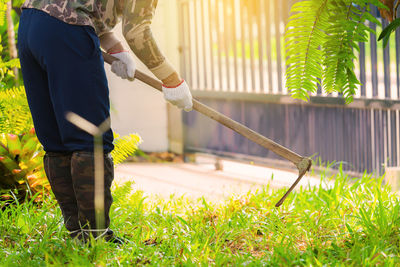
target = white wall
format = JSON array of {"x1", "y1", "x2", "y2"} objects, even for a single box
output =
[{"x1": 106, "y1": 0, "x2": 180, "y2": 152}]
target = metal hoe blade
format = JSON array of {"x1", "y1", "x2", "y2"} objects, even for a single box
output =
[{"x1": 275, "y1": 157, "x2": 312, "y2": 207}]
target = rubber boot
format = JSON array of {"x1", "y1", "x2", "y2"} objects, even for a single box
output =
[
  {"x1": 70, "y1": 151, "x2": 124, "y2": 244},
  {"x1": 43, "y1": 152, "x2": 80, "y2": 237}
]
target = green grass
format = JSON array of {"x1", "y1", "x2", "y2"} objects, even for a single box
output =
[{"x1": 0, "y1": 168, "x2": 399, "y2": 266}]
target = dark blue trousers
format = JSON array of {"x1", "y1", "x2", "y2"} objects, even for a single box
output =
[{"x1": 18, "y1": 8, "x2": 114, "y2": 153}]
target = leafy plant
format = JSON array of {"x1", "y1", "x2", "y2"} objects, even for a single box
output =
[
  {"x1": 285, "y1": 0, "x2": 386, "y2": 103},
  {"x1": 0, "y1": 86, "x2": 33, "y2": 134},
  {"x1": 0, "y1": 0, "x2": 22, "y2": 88},
  {"x1": 0, "y1": 129, "x2": 49, "y2": 202},
  {"x1": 0, "y1": 0, "x2": 22, "y2": 89},
  {"x1": 112, "y1": 133, "x2": 142, "y2": 165},
  {"x1": 0, "y1": 0, "x2": 6, "y2": 26},
  {"x1": 378, "y1": 17, "x2": 400, "y2": 47}
]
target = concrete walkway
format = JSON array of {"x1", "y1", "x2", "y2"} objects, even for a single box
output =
[{"x1": 114, "y1": 157, "x2": 326, "y2": 202}]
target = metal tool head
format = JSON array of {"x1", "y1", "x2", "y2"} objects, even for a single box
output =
[{"x1": 275, "y1": 157, "x2": 312, "y2": 207}]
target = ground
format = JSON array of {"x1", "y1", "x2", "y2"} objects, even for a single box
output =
[
  {"x1": 1, "y1": 158, "x2": 399, "y2": 266},
  {"x1": 115, "y1": 155, "x2": 327, "y2": 202}
]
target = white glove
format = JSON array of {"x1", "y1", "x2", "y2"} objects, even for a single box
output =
[
  {"x1": 162, "y1": 80, "x2": 193, "y2": 112},
  {"x1": 110, "y1": 51, "x2": 136, "y2": 80}
]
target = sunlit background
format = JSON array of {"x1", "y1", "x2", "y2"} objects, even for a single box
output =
[{"x1": 108, "y1": 0, "x2": 400, "y2": 176}]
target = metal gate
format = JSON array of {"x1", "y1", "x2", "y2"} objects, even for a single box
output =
[{"x1": 178, "y1": 0, "x2": 400, "y2": 175}]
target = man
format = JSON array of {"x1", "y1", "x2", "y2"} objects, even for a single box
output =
[{"x1": 17, "y1": 0, "x2": 192, "y2": 243}]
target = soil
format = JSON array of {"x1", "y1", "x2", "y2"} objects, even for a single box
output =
[{"x1": 126, "y1": 151, "x2": 184, "y2": 163}]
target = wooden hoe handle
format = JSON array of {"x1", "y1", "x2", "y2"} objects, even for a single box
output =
[{"x1": 102, "y1": 52, "x2": 312, "y2": 207}]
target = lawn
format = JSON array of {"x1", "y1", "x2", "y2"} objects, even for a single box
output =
[{"x1": 0, "y1": 167, "x2": 399, "y2": 266}]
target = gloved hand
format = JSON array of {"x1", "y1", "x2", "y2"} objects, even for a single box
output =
[
  {"x1": 162, "y1": 80, "x2": 193, "y2": 112},
  {"x1": 110, "y1": 51, "x2": 136, "y2": 80}
]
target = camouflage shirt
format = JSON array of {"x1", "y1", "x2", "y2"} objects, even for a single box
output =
[{"x1": 22, "y1": 0, "x2": 175, "y2": 80}]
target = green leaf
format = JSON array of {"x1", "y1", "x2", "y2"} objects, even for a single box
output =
[
  {"x1": 378, "y1": 17, "x2": 400, "y2": 48},
  {"x1": 111, "y1": 133, "x2": 142, "y2": 165},
  {"x1": 285, "y1": 0, "x2": 330, "y2": 101},
  {"x1": 285, "y1": 0, "x2": 381, "y2": 103}
]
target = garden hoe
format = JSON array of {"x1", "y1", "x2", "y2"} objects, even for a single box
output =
[{"x1": 103, "y1": 52, "x2": 312, "y2": 207}]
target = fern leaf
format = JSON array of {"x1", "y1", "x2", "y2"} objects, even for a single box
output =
[
  {"x1": 286, "y1": 0, "x2": 384, "y2": 103},
  {"x1": 0, "y1": 59, "x2": 20, "y2": 69},
  {"x1": 378, "y1": 17, "x2": 400, "y2": 48},
  {"x1": 0, "y1": 0, "x2": 6, "y2": 26},
  {"x1": 0, "y1": 86, "x2": 33, "y2": 135},
  {"x1": 111, "y1": 133, "x2": 142, "y2": 165},
  {"x1": 285, "y1": 0, "x2": 330, "y2": 101},
  {"x1": 322, "y1": 1, "x2": 377, "y2": 102}
]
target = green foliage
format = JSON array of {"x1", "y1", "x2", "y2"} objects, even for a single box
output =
[
  {"x1": 111, "y1": 133, "x2": 141, "y2": 165},
  {"x1": 12, "y1": 0, "x2": 25, "y2": 8},
  {"x1": 378, "y1": 17, "x2": 400, "y2": 47},
  {"x1": 0, "y1": 168, "x2": 399, "y2": 265},
  {"x1": 0, "y1": 0, "x2": 22, "y2": 88},
  {"x1": 0, "y1": 86, "x2": 33, "y2": 134},
  {"x1": 285, "y1": 0, "x2": 329, "y2": 100},
  {"x1": 0, "y1": 0, "x2": 6, "y2": 27},
  {"x1": 285, "y1": 0, "x2": 386, "y2": 103},
  {"x1": 0, "y1": 129, "x2": 49, "y2": 202}
]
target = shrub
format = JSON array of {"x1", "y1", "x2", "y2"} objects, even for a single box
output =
[{"x1": 0, "y1": 129, "x2": 48, "y2": 202}]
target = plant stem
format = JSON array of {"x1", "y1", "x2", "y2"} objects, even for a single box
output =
[{"x1": 395, "y1": 0, "x2": 400, "y2": 19}]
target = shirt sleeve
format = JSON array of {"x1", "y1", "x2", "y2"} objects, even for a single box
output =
[
  {"x1": 122, "y1": 0, "x2": 176, "y2": 80},
  {"x1": 99, "y1": 32, "x2": 121, "y2": 52}
]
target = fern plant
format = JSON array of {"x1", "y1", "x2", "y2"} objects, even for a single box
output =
[
  {"x1": 0, "y1": 86, "x2": 33, "y2": 134},
  {"x1": 285, "y1": 0, "x2": 386, "y2": 103},
  {"x1": 112, "y1": 133, "x2": 142, "y2": 165},
  {"x1": 285, "y1": 0, "x2": 330, "y2": 99},
  {"x1": 0, "y1": 0, "x2": 20, "y2": 89},
  {"x1": 0, "y1": 0, "x2": 6, "y2": 26}
]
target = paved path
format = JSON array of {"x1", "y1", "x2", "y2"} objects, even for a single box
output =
[{"x1": 114, "y1": 158, "x2": 326, "y2": 202}]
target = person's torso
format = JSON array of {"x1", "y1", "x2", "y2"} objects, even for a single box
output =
[{"x1": 22, "y1": 0, "x2": 123, "y2": 34}]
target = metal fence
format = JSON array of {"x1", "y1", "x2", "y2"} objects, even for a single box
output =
[{"x1": 178, "y1": 0, "x2": 400, "y2": 175}]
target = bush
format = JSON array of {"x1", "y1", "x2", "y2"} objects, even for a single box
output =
[{"x1": 0, "y1": 129, "x2": 48, "y2": 202}]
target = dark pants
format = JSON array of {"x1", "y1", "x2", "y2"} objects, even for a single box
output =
[{"x1": 18, "y1": 8, "x2": 114, "y2": 153}]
